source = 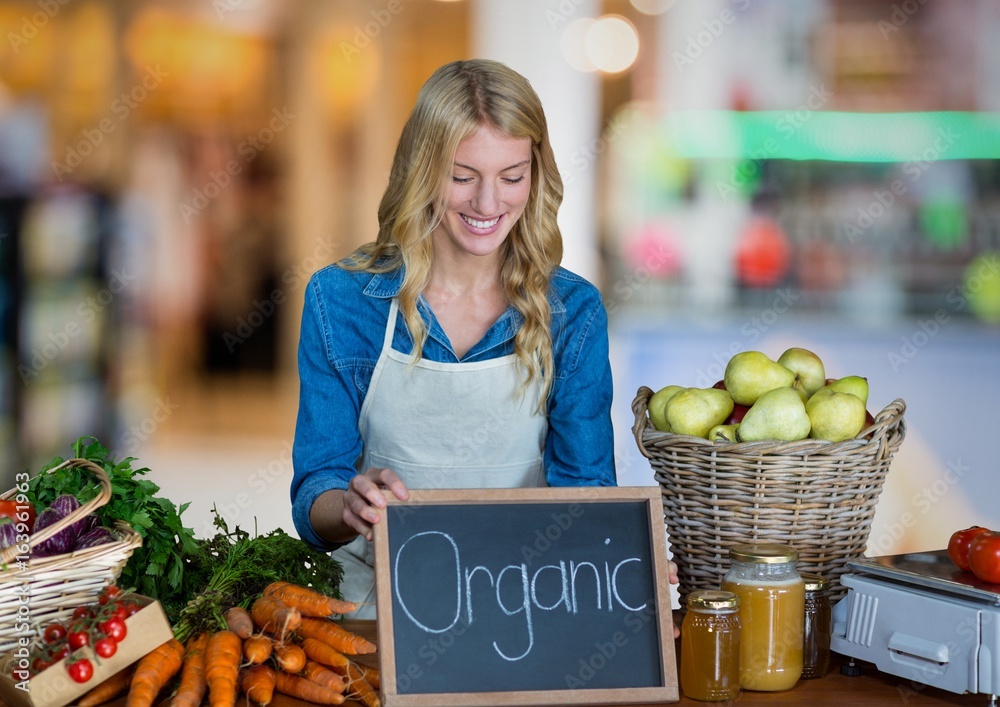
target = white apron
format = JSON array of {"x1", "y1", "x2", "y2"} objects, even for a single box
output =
[{"x1": 331, "y1": 298, "x2": 547, "y2": 618}]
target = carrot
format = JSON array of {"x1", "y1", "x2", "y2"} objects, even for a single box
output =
[
  {"x1": 273, "y1": 670, "x2": 346, "y2": 705},
  {"x1": 302, "y1": 660, "x2": 346, "y2": 693},
  {"x1": 126, "y1": 638, "x2": 185, "y2": 707},
  {"x1": 251, "y1": 595, "x2": 301, "y2": 636},
  {"x1": 301, "y1": 637, "x2": 349, "y2": 670},
  {"x1": 358, "y1": 663, "x2": 380, "y2": 690},
  {"x1": 243, "y1": 634, "x2": 273, "y2": 665},
  {"x1": 204, "y1": 629, "x2": 242, "y2": 707},
  {"x1": 78, "y1": 666, "x2": 134, "y2": 707},
  {"x1": 170, "y1": 632, "x2": 209, "y2": 707},
  {"x1": 263, "y1": 581, "x2": 357, "y2": 617},
  {"x1": 224, "y1": 606, "x2": 254, "y2": 639},
  {"x1": 295, "y1": 617, "x2": 376, "y2": 655},
  {"x1": 241, "y1": 664, "x2": 276, "y2": 706},
  {"x1": 345, "y1": 662, "x2": 381, "y2": 707},
  {"x1": 273, "y1": 642, "x2": 307, "y2": 673}
]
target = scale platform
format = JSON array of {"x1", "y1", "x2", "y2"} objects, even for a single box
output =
[{"x1": 832, "y1": 550, "x2": 1000, "y2": 705}]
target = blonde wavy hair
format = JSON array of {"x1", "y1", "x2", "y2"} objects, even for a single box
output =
[{"x1": 344, "y1": 59, "x2": 564, "y2": 409}]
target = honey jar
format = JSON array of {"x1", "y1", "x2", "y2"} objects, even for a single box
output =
[
  {"x1": 722, "y1": 543, "x2": 804, "y2": 691},
  {"x1": 680, "y1": 589, "x2": 741, "y2": 702},
  {"x1": 801, "y1": 574, "x2": 832, "y2": 679}
]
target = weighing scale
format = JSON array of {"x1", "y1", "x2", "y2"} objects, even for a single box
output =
[{"x1": 832, "y1": 550, "x2": 1000, "y2": 705}]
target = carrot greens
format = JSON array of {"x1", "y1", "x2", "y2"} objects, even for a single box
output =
[{"x1": 172, "y1": 510, "x2": 343, "y2": 643}]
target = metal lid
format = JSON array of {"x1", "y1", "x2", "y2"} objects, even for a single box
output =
[
  {"x1": 802, "y1": 573, "x2": 828, "y2": 592},
  {"x1": 729, "y1": 543, "x2": 799, "y2": 564},
  {"x1": 687, "y1": 589, "x2": 739, "y2": 610}
]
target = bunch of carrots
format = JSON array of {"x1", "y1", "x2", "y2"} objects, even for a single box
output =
[{"x1": 76, "y1": 581, "x2": 380, "y2": 707}]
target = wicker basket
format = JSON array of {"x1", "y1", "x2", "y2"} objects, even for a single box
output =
[
  {"x1": 632, "y1": 387, "x2": 906, "y2": 603},
  {"x1": 0, "y1": 458, "x2": 142, "y2": 654}
]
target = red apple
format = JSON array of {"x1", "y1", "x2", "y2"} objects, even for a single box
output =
[
  {"x1": 712, "y1": 380, "x2": 727, "y2": 390},
  {"x1": 727, "y1": 404, "x2": 750, "y2": 425}
]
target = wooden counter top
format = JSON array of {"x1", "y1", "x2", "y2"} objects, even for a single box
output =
[
  {"x1": 4, "y1": 620, "x2": 989, "y2": 706},
  {"x1": 331, "y1": 621, "x2": 987, "y2": 707}
]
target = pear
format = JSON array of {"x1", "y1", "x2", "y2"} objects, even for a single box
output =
[
  {"x1": 648, "y1": 385, "x2": 685, "y2": 432},
  {"x1": 806, "y1": 388, "x2": 867, "y2": 442},
  {"x1": 778, "y1": 347, "x2": 826, "y2": 398},
  {"x1": 821, "y1": 376, "x2": 869, "y2": 406},
  {"x1": 736, "y1": 387, "x2": 811, "y2": 442},
  {"x1": 665, "y1": 387, "x2": 734, "y2": 439},
  {"x1": 709, "y1": 423, "x2": 740, "y2": 443},
  {"x1": 724, "y1": 351, "x2": 796, "y2": 406}
]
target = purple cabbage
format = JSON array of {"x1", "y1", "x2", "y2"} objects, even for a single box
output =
[{"x1": 73, "y1": 526, "x2": 114, "y2": 550}]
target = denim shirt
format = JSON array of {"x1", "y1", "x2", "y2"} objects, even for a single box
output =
[{"x1": 290, "y1": 263, "x2": 616, "y2": 551}]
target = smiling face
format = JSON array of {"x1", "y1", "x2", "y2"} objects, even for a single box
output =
[{"x1": 431, "y1": 124, "x2": 533, "y2": 266}]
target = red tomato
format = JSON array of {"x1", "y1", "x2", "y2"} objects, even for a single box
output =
[
  {"x1": 67, "y1": 630, "x2": 90, "y2": 650},
  {"x1": 31, "y1": 657, "x2": 52, "y2": 674},
  {"x1": 0, "y1": 499, "x2": 35, "y2": 533},
  {"x1": 66, "y1": 658, "x2": 93, "y2": 683},
  {"x1": 97, "y1": 585, "x2": 121, "y2": 605},
  {"x1": 969, "y1": 531, "x2": 1000, "y2": 584},
  {"x1": 71, "y1": 606, "x2": 91, "y2": 621},
  {"x1": 948, "y1": 526, "x2": 990, "y2": 572},
  {"x1": 49, "y1": 643, "x2": 70, "y2": 661},
  {"x1": 100, "y1": 617, "x2": 127, "y2": 643},
  {"x1": 93, "y1": 636, "x2": 117, "y2": 659},
  {"x1": 42, "y1": 622, "x2": 66, "y2": 644}
]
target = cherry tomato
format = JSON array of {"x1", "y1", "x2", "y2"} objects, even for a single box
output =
[
  {"x1": 97, "y1": 586, "x2": 121, "y2": 605},
  {"x1": 67, "y1": 630, "x2": 90, "y2": 650},
  {"x1": 948, "y1": 526, "x2": 990, "y2": 572},
  {"x1": 969, "y1": 530, "x2": 1000, "y2": 584},
  {"x1": 67, "y1": 658, "x2": 94, "y2": 683},
  {"x1": 71, "y1": 606, "x2": 91, "y2": 621},
  {"x1": 50, "y1": 643, "x2": 70, "y2": 661},
  {"x1": 31, "y1": 657, "x2": 52, "y2": 673},
  {"x1": 100, "y1": 617, "x2": 127, "y2": 643},
  {"x1": 43, "y1": 622, "x2": 67, "y2": 644},
  {"x1": 93, "y1": 636, "x2": 117, "y2": 659},
  {"x1": 0, "y1": 499, "x2": 35, "y2": 533}
]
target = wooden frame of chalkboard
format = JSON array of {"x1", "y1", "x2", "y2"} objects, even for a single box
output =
[{"x1": 372, "y1": 486, "x2": 678, "y2": 706}]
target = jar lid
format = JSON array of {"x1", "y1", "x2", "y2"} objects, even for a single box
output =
[
  {"x1": 802, "y1": 574, "x2": 828, "y2": 592},
  {"x1": 687, "y1": 590, "x2": 739, "y2": 610},
  {"x1": 728, "y1": 543, "x2": 799, "y2": 564}
]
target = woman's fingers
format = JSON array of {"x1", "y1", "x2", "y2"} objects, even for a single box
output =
[{"x1": 342, "y1": 468, "x2": 411, "y2": 540}]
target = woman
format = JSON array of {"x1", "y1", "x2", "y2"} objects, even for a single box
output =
[{"x1": 291, "y1": 59, "x2": 626, "y2": 618}]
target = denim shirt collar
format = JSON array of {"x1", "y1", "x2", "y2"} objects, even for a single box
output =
[{"x1": 362, "y1": 268, "x2": 568, "y2": 358}]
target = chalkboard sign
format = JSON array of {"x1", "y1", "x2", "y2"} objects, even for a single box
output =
[{"x1": 373, "y1": 487, "x2": 678, "y2": 706}]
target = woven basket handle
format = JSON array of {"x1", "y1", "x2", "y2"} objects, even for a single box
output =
[
  {"x1": 631, "y1": 386, "x2": 655, "y2": 459},
  {"x1": 3, "y1": 458, "x2": 113, "y2": 560}
]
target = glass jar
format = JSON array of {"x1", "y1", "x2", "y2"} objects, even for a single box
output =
[
  {"x1": 721, "y1": 543, "x2": 804, "y2": 691},
  {"x1": 801, "y1": 574, "x2": 831, "y2": 679},
  {"x1": 680, "y1": 590, "x2": 741, "y2": 702}
]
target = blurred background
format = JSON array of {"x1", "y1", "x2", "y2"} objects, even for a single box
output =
[{"x1": 1, "y1": 0, "x2": 998, "y2": 552}]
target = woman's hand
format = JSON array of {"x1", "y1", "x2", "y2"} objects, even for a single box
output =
[
  {"x1": 668, "y1": 560, "x2": 680, "y2": 638},
  {"x1": 342, "y1": 467, "x2": 410, "y2": 541}
]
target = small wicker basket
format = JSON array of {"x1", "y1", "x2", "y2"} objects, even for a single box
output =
[
  {"x1": 632, "y1": 387, "x2": 906, "y2": 603},
  {"x1": 0, "y1": 458, "x2": 142, "y2": 654}
]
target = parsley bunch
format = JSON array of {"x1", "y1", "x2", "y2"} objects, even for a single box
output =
[{"x1": 28, "y1": 436, "x2": 201, "y2": 621}]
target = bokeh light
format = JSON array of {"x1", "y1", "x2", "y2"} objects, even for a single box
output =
[
  {"x1": 560, "y1": 17, "x2": 598, "y2": 73},
  {"x1": 584, "y1": 15, "x2": 639, "y2": 74},
  {"x1": 629, "y1": 0, "x2": 677, "y2": 15}
]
